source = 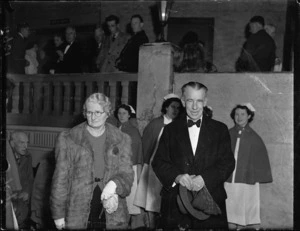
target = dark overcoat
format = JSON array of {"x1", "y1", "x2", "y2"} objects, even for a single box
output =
[{"x1": 152, "y1": 115, "x2": 235, "y2": 228}]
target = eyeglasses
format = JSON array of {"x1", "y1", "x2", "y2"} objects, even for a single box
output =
[{"x1": 85, "y1": 111, "x2": 105, "y2": 117}]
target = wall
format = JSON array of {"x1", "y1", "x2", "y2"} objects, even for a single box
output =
[
  {"x1": 9, "y1": 0, "x2": 287, "y2": 72},
  {"x1": 173, "y1": 72, "x2": 293, "y2": 229}
]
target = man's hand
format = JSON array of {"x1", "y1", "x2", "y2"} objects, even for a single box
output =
[
  {"x1": 18, "y1": 192, "x2": 29, "y2": 201},
  {"x1": 175, "y1": 174, "x2": 195, "y2": 190},
  {"x1": 57, "y1": 50, "x2": 64, "y2": 61},
  {"x1": 191, "y1": 175, "x2": 205, "y2": 191},
  {"x1": 54, "y1": 218, "x2": 65, "y2": 230},
  {"x1": 101, "y1": 181, "x2": 117, "y2": 200}
]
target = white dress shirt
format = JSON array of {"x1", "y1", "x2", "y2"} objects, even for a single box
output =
[
  {"x1": 64, "y1": 42, "x2": 73, "y2": 54},
  {"x1": 187, "y1": 116, "x2": 202, "y2": 155}
]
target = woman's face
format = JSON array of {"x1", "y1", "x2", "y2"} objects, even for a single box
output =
[
  {"x1": 165, "y1": 101, "x2": 181, "y2": 119},
  {"x1": 85, "y1": 101, "x2": 108, "y2": 129},
  {"x1": 118, "y1": 108, "x2": 130, "y2": 124},
  {"x1": 234, "y1": 108, "x2": 250, "y2": 127}
]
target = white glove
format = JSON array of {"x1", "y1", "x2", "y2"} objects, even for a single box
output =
[
  {"x1": 103, "y1": 194, "x2": 118, "y2": 214},
  {"x1": 101, "y1": 181, "x2": 117, "y2": 200},
  {"x1": 54, "y1": 218, "x2": 65, "y2": 230},
  {"x1": 191, "y1": 175, "x2": 205, "y2": 191}
]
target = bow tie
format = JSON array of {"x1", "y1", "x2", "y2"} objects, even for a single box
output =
[{"x1": 187, "y1": 119, "x2": 201, "y2": 128}]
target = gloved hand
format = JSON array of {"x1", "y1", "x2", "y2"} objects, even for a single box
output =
[
  {"x1": 191, "y1": 175, "x2": 205, "y2": 191},
  {"x1": 54, "y1": 218, "x2": 65, "y2": 230},
  {"x1": 103, "y1": 194, "x2": 118, "y2": 214},
  {"x1": 101, "y1": 181, "x2": 117, "y2": 200},
  {"x1": 175, "y1": 174, "x2": 195, "y2": 190}
]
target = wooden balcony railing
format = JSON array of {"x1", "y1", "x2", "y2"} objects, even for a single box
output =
[{"x1": 6, "y1": 73, "x2": 138, "y2": 127}]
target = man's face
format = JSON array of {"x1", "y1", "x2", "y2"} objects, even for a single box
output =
[
  {"x1": 11, "y1": 133, "x2": 29, "y2": 156},
  {"x1": 131, "y1": 17, "x2": 143, "y2": 33},
  {"x1": 21, "y1": 27, "x2": 30, "y2": 38},
  {"x1": 65, "y1": 28, "x2": 76, "y2": 44},
  {"x1": 249, "y1": 22, "x2": 260, "y2": 34},
  {"x1": 54, "y1": 36, "x2": 63, "y2": 47},
  {"x1": 85, "y1": 101, "x2": 108, "y2": 129},
  {"x1": 94, "y1": 28, "x2": 104, "y2": 44},
  {"x1": 182, "y1": 86, "x2": 207, "y2": 121},
  {"x1": 107, "y1": 20, "x2": 118, "y2": 35}
]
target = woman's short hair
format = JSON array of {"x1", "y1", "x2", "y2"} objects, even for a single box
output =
[
  {"x1": 83, "y1": 93, "x2": 111, "y2": 117},
  {"x1": 161, "y1": 97, "x2": 183, "y2": 115},
  {"x1": 230, "y1": 105, "x2": 255, "y2": 123},
  {"x1": 114, "y1": 104, "x2": 136, "y2": 121}
]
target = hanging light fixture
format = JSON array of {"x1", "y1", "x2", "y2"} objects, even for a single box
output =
[{"x1": 157, "y1": 0, "x2": 174, "y2": 42}]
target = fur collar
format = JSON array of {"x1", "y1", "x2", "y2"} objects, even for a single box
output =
[{"x1": 69, "y1": 122, "x2": 123, "y2": 154}]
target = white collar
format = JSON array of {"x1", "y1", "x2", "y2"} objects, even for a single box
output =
[{"x1": 163, "y1": 115, "x2": 172, "y2": 125}]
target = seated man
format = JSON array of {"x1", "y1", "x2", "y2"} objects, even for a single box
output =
[{"x1": 9, "y1": 131, "x2": 34, "y2": 228}]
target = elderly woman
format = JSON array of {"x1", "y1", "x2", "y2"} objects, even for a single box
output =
[
  {"x1": 114, "y1": 104, "x2": 143, "y2": 228},
  {"x1": 225, "y1": 103, "x2": 273, "y2": 230},
  {"x1": 50, "y1": 93, "x2": 134, "y2": 230},
  {"x1": 134, "y1": 93, "x2": 183, "y2": 229}
]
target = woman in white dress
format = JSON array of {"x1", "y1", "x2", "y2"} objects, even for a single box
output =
[{"x1": 225, "y1": 103, "x2": 273, "y2": 230}]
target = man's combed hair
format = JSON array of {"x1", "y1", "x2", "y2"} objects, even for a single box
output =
[
  {"x1": 181, "y1": 82, "x2": 208, "y2": 95},
  {"x1": 106, "y1": 15, "x2": 120, "y2": 24},
  {"x1": 83, "y1": 93, "x2": 112, "y2": 117},
  {"x1": 17, "y1": 22, "x2": 29, "y2": 32},
  {"x1": 131, "y1": 14, "x2": 144, "y2": 23}
]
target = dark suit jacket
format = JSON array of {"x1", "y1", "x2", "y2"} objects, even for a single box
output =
[
  {"x1": 8, "y1": 33, "x2": 27, "y2": 74},
  {"x1": 59, "y1": 41, "x2": 82, "y2": 73},
  {"x1": 152, "y1": 115, "x2": 235, "y2": 209},
  {"x1": 236, "y1": 29, "x2": 276, "y2": 72},
  {"x1": 116, "y1": 30, "x2": 149, "y2": 73}
]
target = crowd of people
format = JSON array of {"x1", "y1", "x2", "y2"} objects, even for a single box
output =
[
  {"x1": 6, "y1": 14, "x2": 280, "y2": 75},
  {"x1": 7, "y1": 14, "x2": 149, "y2": 75},
  {"x1": 5, "y1": 12, "x2": 276, "y2": 231},
  {"x1": 6, "y1": 75, "x2": 273, "y2": 230}
]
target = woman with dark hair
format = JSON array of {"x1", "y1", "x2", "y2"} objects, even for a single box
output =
[
  {"x1": 114, "y1": 104, "x2": 143, "y2": 229},
  {"x1": 179, "y1": 43, "x2": 206, "y2": 73},
  {"x1": 225, "y1": 103, "x2": 273, "y2": 230},
  {"x1": 25, "y1": 41, "x2": 39, "y2": 74},
  {"x1": 134, "y1": 93, "x2": 183, "y2": 229}
]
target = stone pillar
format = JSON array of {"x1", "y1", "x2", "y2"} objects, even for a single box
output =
[{"x1": 136, "y1": 42, "x2": 174, "y2": 133}]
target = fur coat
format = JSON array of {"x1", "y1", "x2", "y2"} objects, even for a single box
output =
[{"x1": 50, "y1": 122, "x2": 134, "y2": 230}]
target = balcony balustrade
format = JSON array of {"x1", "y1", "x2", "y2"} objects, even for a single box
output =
[{"x1": 6, "y1": 72, "x2": 138, "y2": 127}]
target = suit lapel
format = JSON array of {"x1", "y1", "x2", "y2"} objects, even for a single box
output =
[
  {"x1": 176, "y1": 118, "x2": 194, "y2": 163},
  {"x1": 194, "y1": 116, "x2": 210, "y2": 161}
]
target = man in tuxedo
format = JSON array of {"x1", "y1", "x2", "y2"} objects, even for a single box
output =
[
  {"x1": 59, "y1": 26, "x2": 82, "y2": 73},
  {"x1": 8, "y1": 22, "x2": 30, "y2": 74},
  {"x1": 152, "y1": 82, "x2": 235, "y2": 229}
]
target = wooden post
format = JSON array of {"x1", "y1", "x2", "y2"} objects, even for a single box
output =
[
  {"x1": 43, "y1": 82, "x2": 53, "y2": 115},
  {"x1": 33, "y1": 81, "x2": 43, "y2": 114},
  {"x1": 53, "y1": 81, "x2": 63, "y2": 115},
  {"x1": 63, "y1": 82, "x2": 72, "y2": 115},
  {"x1": 22, "y1": 82, "x2": 31, "y2": 114},
  {"x1": 109, "y1": 81, "x2": 117, "y2": 109},
  {"x1": 74, "y1": 81, "x2": 84, "y2": 115},
  {"x1": 121, "y1": 81, "x2": 129, "y2": 104},
  {"x1": 11, "y1": 82, "x2": 20, "y2": 114}
]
